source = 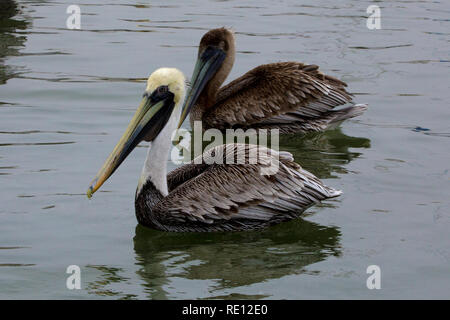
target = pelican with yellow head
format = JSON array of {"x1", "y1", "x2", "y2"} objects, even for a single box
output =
[{"x1": 87, "y1": 68, "x2": 341, "y2": 232}]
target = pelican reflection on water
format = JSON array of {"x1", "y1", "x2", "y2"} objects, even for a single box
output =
[
  {"x1": 279, "y1": 128, "x2": 371, "y2": 179},
  {"x1": 87, "y1": 68, "x2": 342, "y2": 232},
  {"x1": 85, "y1": 219, "x2": 341, "y2": 299},
  {"x1": 132, "y1": 219, "x2": 341, "y2": 298},
  {"x1": 178, "y1": 28, "x2": 367, "y2": 133}
]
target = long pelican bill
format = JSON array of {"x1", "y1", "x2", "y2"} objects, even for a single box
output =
[
  {"x1": 87, "y1": 92, "x2": 174, "y2": 198},
  {"x1": 177, "y1": 46, "x2": 226, "y2": 129}
]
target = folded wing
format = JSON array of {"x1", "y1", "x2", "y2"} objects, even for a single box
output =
[
  {"x1": 159, "y1": 144, "x2": 341, "y2": 231},
  {"x1": 204, "y1": 62, "x2": 359, "y2": 132}
]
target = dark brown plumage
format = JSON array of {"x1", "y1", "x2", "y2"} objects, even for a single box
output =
[
  {"x1": 135, "y1": 144, "x2": 341, "y2": 232},
  {"x1": 188, "y1": 28, "x2": 367, "y2": 134}
]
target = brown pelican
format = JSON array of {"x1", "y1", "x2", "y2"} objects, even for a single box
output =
[
  {"x1": 178, "y1": 27, "x2": 367, "y2": 133},
  {"x1": 87, "y1": 68, "x2": 341, "y2": 232}
]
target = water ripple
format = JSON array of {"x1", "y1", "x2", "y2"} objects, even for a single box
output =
[
  {"x1": 349, "y1": 44, "x2": 413, "y2": 50},
  {"x1": 0, "y1": 141, "x2": 75, "y2": 146}
]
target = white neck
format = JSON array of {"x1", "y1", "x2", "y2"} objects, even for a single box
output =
[{"x1": 137, "y1": 104, "x2": 181, "y2": 196}]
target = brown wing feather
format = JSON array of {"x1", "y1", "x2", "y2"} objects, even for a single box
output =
[
  {"x1": 167, "y1": 162, "x2": 209, "y2": 192},
  {"x1": 155, "y1": 144, "x2": 341, "y2": 231},
  {"x1": 203, "y1": 62, "x2": 353, "y2": 130}
]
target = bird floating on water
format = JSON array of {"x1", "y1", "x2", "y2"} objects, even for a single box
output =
[
  {"x1": 87, "y1": 68, "x2": 341, "y2": 232},
  {"x1": 178, "y1": 27, "x2": 367, "y2": 134}
]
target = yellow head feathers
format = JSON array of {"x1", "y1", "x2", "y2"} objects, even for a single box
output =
[{"x1": 145, "y1": 68, "x2": 186, "y2": 105}]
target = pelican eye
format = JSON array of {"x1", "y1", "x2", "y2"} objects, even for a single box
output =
[
  {"x1": 157, "y1": 85, "x2": 169, "y2": 94},
  {"x1": 142, "y1": 86, "x2": 169, "y2": 99},
  {"x1": 148, "y1": 85, "x2": 173, "y2": 103},
  {"x1": 219, "y1": 40, "x2": 226, "y2": 50}
]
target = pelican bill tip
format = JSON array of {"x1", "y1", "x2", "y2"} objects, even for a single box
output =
[
  {"x1": 86, "y1": 187, "x2": 94, "y2": 199},
  {"x1": 87, "y1": 177, "x2": 100, "y2": 199}
]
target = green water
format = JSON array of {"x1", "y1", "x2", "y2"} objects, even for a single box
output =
[{"x1": 0, "y1": 0, "x2": 449, "y2": 299}]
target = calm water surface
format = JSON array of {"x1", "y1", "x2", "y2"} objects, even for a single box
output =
[{"x1": 0, "y1": 0, "x2": 449, "y2": 299}]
